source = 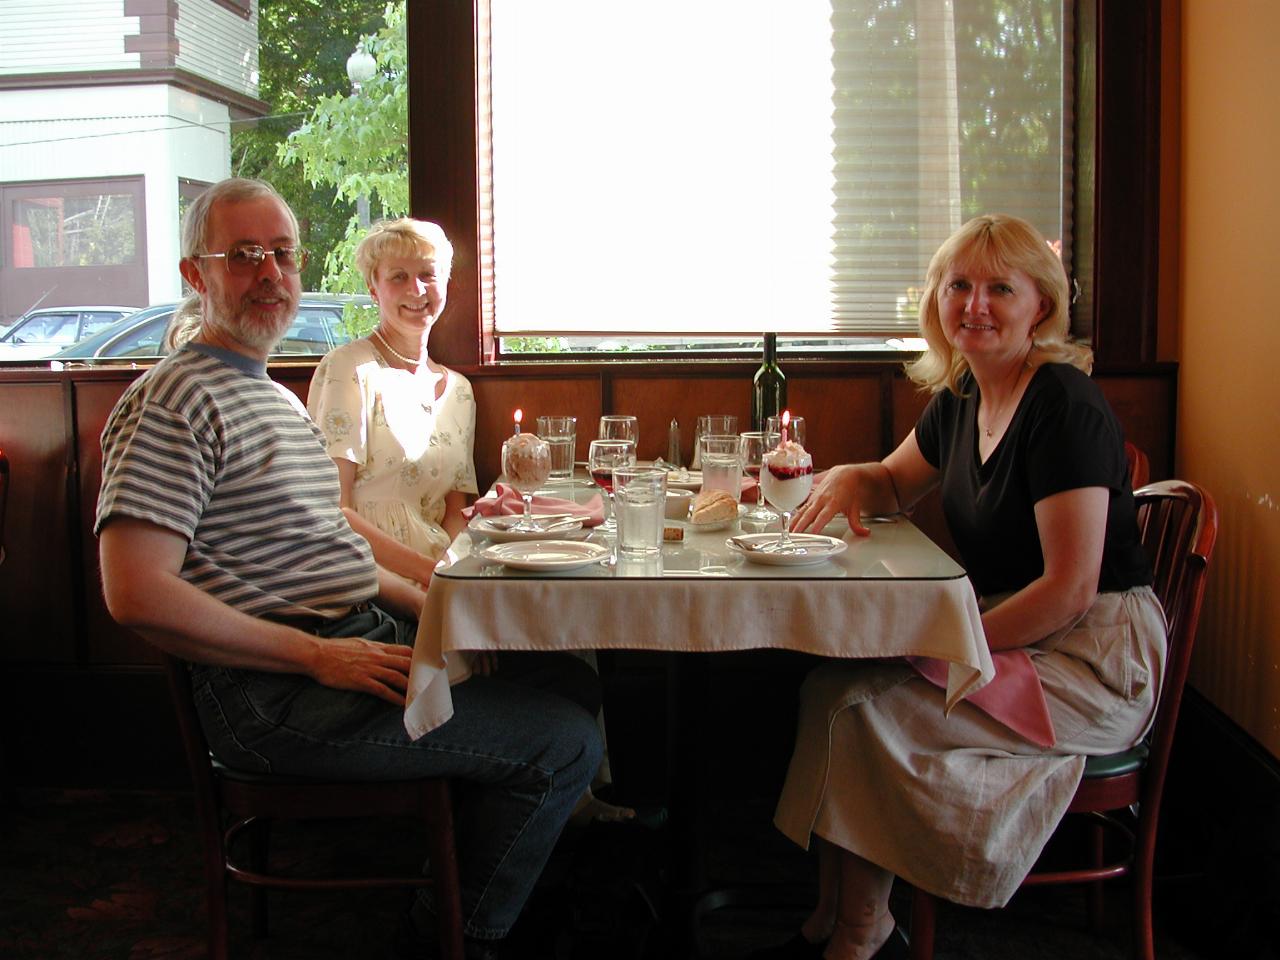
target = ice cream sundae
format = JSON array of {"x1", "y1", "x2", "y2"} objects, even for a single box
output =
[{"x1": 503, "y1": 432, "x2": 552, "y2": 492}]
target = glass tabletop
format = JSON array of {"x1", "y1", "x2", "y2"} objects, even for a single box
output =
[{"x1": 441, "y1": 510, "x2": 965, "y2": 582}]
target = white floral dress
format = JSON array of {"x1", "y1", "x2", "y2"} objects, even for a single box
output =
[{"x1": 307, "y1": 339, "x2": 478, "y2": 569}]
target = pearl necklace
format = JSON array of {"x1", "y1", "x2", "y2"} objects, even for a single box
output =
[{"x1": 371, "y1": 327, "x2": 424, "y2": 367}]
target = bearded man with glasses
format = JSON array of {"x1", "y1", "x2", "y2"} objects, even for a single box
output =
[{"x1": 94, "y1": 178, "x2": 603, "y2": 960}]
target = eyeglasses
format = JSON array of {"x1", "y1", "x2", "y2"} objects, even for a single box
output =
[{"x1": 194, "y1": 243, "x2": 309, "y2": 276}]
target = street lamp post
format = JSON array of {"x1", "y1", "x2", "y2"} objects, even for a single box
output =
[{"x1": 346, "y1": 40, "x2": 377, "y2": 229}]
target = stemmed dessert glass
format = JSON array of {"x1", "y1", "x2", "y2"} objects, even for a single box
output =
[
  {"x1": 740, "y1": 430, "x2": 781, "y2": 522},
  {"x1": 759, "y1": 447, "x2": 814, "y2": 553},
  {"x1": 598, "y1": 415, "x2": 639, "y2": 448},
  {"x1": 500, "y1": 433, "x2": 552, "y2": 531},
  {"x1": 587, "y1": 438, "x2": 636, "y2": 533}
]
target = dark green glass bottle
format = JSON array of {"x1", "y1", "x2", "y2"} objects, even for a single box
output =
[{"x1": 751, "y1": 332, "x2": 786, "y2": 432}]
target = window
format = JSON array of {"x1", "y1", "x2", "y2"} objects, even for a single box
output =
[
  {"x1": 481, "y1": 0, "x2": 1070, "y2": 352},
  {"x1": 12, "y1": 193, "x2": 138, "y2": 269}
]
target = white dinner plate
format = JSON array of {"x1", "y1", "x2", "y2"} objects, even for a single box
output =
[
  {"x1": 469, "y1": 516, "x2": 589, "y2": 543},
  {"x1": 725, "y1": 533, "x2": 848, "y2": 566},
  {"x1": 479, "y1": 540, "x2": 611, "y2": 571},
  {"x1": 664, "y1": 471, "x2": 703, "y2": 490}
]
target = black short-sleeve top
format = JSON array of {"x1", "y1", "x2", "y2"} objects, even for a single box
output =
[{"x1": 915, "y1": 363, "x2": 1151, "y2": 598}]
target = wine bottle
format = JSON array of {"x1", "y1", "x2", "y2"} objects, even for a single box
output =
[{"x1": 751, "y1": 332, "x2": 786, "y2": 432}]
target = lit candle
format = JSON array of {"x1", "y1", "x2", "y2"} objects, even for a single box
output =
[
  {"x1": 781, "y1": 409, "x2": 791, "y2": 444},
  {"x1": 513, "y1": 408, "x2": 523, "y2": 437}
]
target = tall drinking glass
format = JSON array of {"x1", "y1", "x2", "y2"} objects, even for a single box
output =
[
  {"x1": 766, "y1": 414, "x2": 806, "y2": 449},
  {"x1": 760, "y1": 446, "x2": 814, "y2": 553},
  {"x1": 587, "y1": 438, "x2": 636, "y2": 533},
  {"x1": 693, "y1": 415, "x2": 738, "y2": 469},
  {"x1": 740, "y1": 430, "x2": 781, "y2": 521},
  {"x1": 536, "y1": 415, "x2": 577, "y2": 480},
  {"x1": 698, "y1": 434, "x2": 744, "y2": 501}
]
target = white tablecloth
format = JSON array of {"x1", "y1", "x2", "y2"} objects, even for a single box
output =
[{"x1": 404, "y1": 513, "x2": 991, "y2": 739}]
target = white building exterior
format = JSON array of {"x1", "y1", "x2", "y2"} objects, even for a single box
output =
[{"x1": 0, "y1": 0, "x2": 265, "y2": 322}]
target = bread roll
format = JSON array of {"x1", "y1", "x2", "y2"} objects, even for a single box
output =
[{"x1": 690, "y1": 488, "x2": 738, "y2": 524}]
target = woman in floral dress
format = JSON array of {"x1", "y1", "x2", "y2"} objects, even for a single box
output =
[{"x1": 308, "y1": 218, "x2": 476, "y2": 598}]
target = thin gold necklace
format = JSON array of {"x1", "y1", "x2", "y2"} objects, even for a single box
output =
[
  {"x1": 980, "y1": 365, "x2": 1029, "y2": 438},
  {"x1": 371, "y1": 327, "x2": 424, "y2": 367}
]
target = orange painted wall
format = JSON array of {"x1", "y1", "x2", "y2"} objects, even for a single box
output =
[{"x1": 1176, "y1": 0, "x2": 1280, "y2": 756}]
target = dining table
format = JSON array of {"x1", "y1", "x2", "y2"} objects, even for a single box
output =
[
  {"x1": 405, "y1": 478, "x2": 992, "y2": 740},
  {"x1": 403, "y1": 474, "x2": 992, "y2": 955}
]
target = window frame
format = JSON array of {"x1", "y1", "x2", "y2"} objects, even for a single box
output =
[{"x1": 406, "y1": 0, "x2": 1160, "y2": 371}]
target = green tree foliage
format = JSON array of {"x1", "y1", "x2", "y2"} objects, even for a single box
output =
[
  {"x1": 230, "y1": 0, "x2": 387, "y2": 290},
  {"x1": 279, "y1": 1, "x2": 409, "y2": 314}
]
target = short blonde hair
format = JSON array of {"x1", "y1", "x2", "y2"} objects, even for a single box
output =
[
  {"x1": 354, "y1": 218, "x2": 454, "y2": 289},
  {"x1": 906, "y1": 213, "x2": 1091, "y2": 395}
]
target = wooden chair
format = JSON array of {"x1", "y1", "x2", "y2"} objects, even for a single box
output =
[
  {"x1": 162, "y1": 653, "x2": 466, "y2": 960},
  {"x1": 1125, "y1": 441, "x2": 1151, "y2": 489},
  {"x1": 909, "y1": 479, "x2": 1219, "y2": 960}
]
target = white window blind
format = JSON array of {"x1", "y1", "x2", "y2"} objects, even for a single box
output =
[{"x1": 487, "y1": 0, "x2": 1070, "y2": 338}]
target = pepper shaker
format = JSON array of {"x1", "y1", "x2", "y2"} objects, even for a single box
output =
[{"x1": 667, "y1": 418, "x2": 683, "y2": 468}]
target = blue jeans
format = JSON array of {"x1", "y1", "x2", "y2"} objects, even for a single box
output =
[{"x1": 190, "y1": 606, "x2": 604, "y2": 940}]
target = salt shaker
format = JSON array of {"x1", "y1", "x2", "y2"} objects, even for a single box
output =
[{"x1": 666, "y1": 418, "x2": 683, "y2": 468}]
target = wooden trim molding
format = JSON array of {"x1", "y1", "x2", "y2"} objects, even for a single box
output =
[
  {"x1": 0, "y1": 68, "x2": 269, "y2": 120},
  {"x1": 1082, "y1": 0, "x2": 1162, "y2": 364}
]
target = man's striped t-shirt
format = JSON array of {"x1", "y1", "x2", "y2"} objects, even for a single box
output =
[{"x1": 95, "y1": 343, "x2": 378, "y2": 621}]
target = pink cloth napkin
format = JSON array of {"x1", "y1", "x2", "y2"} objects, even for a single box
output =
[
  {"x1": 463, "y1": 483, "x2": 606, "y2": 527},
  {"x1": 909, "y1": 650, "x2": 1057, "y2": 748}
]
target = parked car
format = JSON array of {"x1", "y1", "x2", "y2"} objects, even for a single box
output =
[
  {"x1": 0, "y1": 306, "x2": 140, "y2": 360},
  {"x1": 51, "y1": 294, "x2": 374, "y2": 361}
]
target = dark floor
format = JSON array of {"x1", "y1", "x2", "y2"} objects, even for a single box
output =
[{"x1": 0, "y1": 784, "x2": 1222, "y2": 960}]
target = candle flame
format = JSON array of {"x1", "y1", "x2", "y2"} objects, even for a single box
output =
[
  {"x1": 782, "y1": 410, "x2": 791, "y2": 428},
  {"x1": 514, "y1": 408, "x2": 523, "y2": 424}
]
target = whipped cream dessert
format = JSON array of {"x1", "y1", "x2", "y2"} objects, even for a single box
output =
[
  {"x1": 503, "y1": 432, "x2": 552, "y2": 490},
  {"x1": 761, "y1": 441, "x2": 814, "y2": 512}
]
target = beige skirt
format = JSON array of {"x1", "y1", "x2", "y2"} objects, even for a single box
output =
[{"x1": 773, "y1": 587, "x2": 1167, "y2": 908}]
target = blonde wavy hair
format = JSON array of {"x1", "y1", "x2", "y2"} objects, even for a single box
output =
[
  {"x1": 355, "y1": 218, "x2": 454, "y2": 290},
  {"x1": 905, "y1": 213, "x2": 1091, "y2": 395}
]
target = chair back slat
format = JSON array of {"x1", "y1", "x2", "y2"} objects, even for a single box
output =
[{"x1": 1131, "y1": 480, "x2": 1218, "y2": 809}]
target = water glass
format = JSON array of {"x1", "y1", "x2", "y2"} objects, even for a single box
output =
[
  {"x1": 598, "y1": 414, "x2": 639, "y2": 447},
  {"x1": 740, "y1": 430, "x2": 781, "y2": 521},
  {"x1": 697, "y1": 414, "x2": 738, "y2": 437},
  {"x1": 765, "y1": 414, "x2": 805, "y2": 449},
  {"x1": 699, "y1": 434, "x2": 744, "y2": 501},
  {"x1": 613, "y1": 467, "x2": 667, "y2": 555},
  {"x1": 536, "y1": 415, "x2": 577, "y2": 479},
  {"x1": 692, "y1": 414, "x2": 738, "y2": 469}
]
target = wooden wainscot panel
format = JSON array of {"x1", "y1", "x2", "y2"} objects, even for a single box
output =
[
  {"x1": 470, "y1": 374, "x2": 602, "y2": 490},
  {"x1": 1095, "y1": 370, "x2": 1176, "y2": 480},
  {"x1": 611, "y1": 374, "x2": 750, "y2": 464},
  {"x1": 74, "y1": 374, "x2": 159, "y2": 665},
  {"x1": 0, "y1": 379, "x2": 79, "y2": 663},
  {"x1": 789, "y1": 374, "x2": 883, "y2": 469}
]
